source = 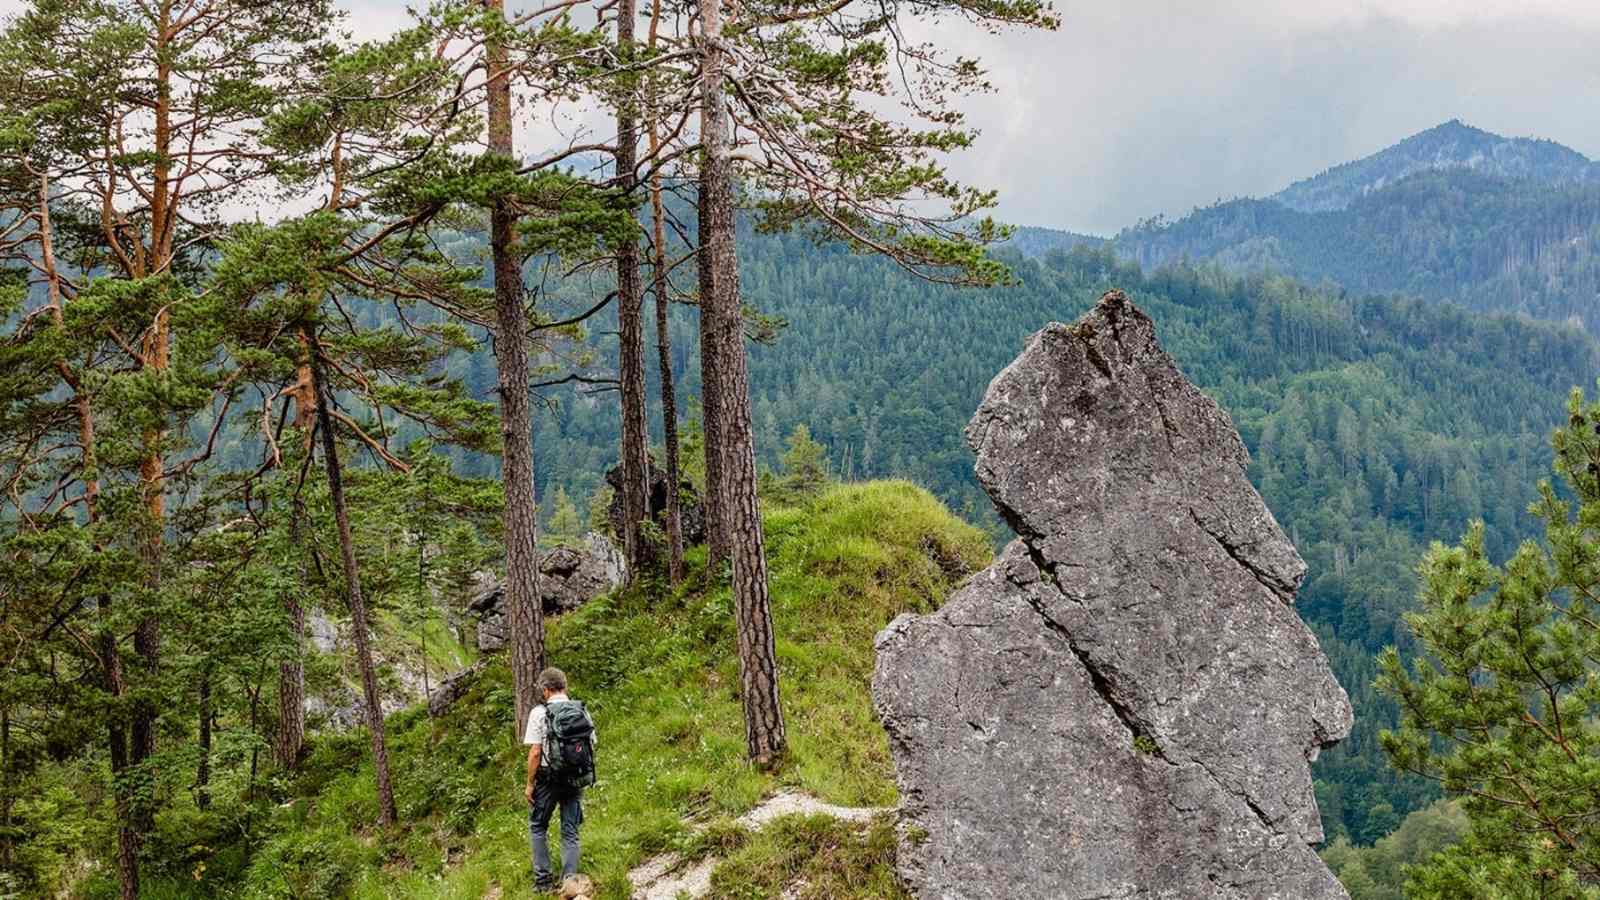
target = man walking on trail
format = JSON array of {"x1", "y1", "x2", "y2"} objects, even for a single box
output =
[{"x1": 524, "y1": 667, "x2": 597, "y2": 892}]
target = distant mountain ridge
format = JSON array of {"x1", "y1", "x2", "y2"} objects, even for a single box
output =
[
  {"x1": 1272, "y1": 119, "x2": 1600, "y2": 212},
  {"x1": 1000, "y1": 225, "x2": 1106, "y2": 257},
  {"x1": 1073, "y1": 122, "x2": 1600, "y2": 334}
]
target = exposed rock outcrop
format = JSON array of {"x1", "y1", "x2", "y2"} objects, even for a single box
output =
[
  {"x1": 471, "y1": 533, "x2": 626, "y2": 652},
  {"x1": 427, "y1": 662, "x2": 485, "y2": 717},
  {"x1": 606, "y1": 456, "x2": 706, "y2": 554},
  {"x1": 300, "y1": 611, "x2": 432, "y2": 729},
  {"x1": 873, "y1": 291, "x2": 1354, "y2": 899}
]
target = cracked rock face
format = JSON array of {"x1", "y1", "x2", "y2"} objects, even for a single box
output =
[
  {"x1": 873, "y1": 291, "x2": 1354, "y2": 900},
  {"x1": 472, "y1": 533, "x2": 625, "y2": 652}
]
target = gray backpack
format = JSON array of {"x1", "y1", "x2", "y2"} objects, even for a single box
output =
[{"x1": 543, "y1": 700, "x2": 596, "y2": 787}]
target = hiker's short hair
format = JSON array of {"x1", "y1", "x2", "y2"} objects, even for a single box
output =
[{"x1": 538, "y1": 667, "x2": 567, "y2": 694}]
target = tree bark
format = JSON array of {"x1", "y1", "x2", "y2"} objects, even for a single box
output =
[
  {"x1": 275, "y1": 334, "x2": 315, "y2": 770},
  {"x1": 309, "y1": 338, "x2": 398, "y2": 827},
  {"x1": 484, "y1": 0, "x2": 547, "y2": 733},
  {"x1": 649, "y1": 153, "x2": 686, "y2": 583},
  {"x1": 644, "y1": 0, "x2": 684, "y2": 581},
  {"x1": 697, "y1": 143, "x2": 729, "y2": 566},
  {"x1": 274, "y1": 535, "x2": 307, "y2": 769},
  {"x1": 615, "y1": 0, "x2": 651, "y2": 579},
  {"x1": 700, "y1": 0, "x2": 786, "y2": 763},
  {"x1": 196, "y1": 669, "x2": 212, "y2": 809},
  {"x1": 130, "y1": 10, "x2": 177, "y2": 823},
  {"x1": 131, "y1": 317, "x2": 164, "y2": 840}
]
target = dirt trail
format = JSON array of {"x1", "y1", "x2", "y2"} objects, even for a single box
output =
[{"x1": 625, "y1": 790, "x2": 890, "y2": 900}]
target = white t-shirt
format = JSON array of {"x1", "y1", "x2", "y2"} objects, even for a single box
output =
[{"x1": 523, "y1": 693, "x2": 596, "y2": 765}]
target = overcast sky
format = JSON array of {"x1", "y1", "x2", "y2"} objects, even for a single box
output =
[
  {"x1": 943, "y1": 0, "x2": 1600, "y2": 233},
  {"x1": 8, "y1": 0, "x2": 1597, "y2": 234}
]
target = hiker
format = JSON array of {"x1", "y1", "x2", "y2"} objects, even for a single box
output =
[{"x1": 524, "y1": 667, "x2": 597, "y2": 892}]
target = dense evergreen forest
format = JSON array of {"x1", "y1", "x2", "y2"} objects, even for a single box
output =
[{"x1": 1112, "y1": 167, "x2": 1600, "y2": 332}]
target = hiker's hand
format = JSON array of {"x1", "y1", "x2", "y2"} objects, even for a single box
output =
[{"x1": 524, "y1": 782, "x2": 535, "y2": 805}]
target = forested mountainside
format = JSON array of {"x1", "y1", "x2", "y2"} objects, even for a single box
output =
[
  {"x1": 463, "y1": 233, "x2": 1599, "y2": 844},
  {"x1": 1094, "y1": 124, "x2": 1600, "y2": 335},
  {"x1": 1115, "y1": 169, "x2": 1600, "y2": 331},
  {"x1": 1000, "y1": 226, "x2": 1105, "y2": 257},
  {"x1": 1273, "y1": 119, "x2": 1600, "y2": 213}
]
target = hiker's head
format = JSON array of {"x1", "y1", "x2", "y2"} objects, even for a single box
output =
[{"x1": 538, "y1": 667, "x2": 567, "y2": 701}]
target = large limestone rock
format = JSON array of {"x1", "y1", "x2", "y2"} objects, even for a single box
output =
[
  {"x1": 873, "y1": 291, "x2": 1354, "y2": 899},
  {"x1": 606, "y1": 456, "x2": 706, "y2": 554},
  {"x1": 471, "y1": 533, "x2": 626, "y2": 652}
]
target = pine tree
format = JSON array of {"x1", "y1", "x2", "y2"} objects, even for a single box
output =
[
  {"x1": 546, "y1": 487, "x2": 584, "y2": 545},
  {"x1": 0, "y1": 0, "x2": 335, "y2": 889},
  {"x1": 481, "y1": 0, "x2": 550, "y2": 734},
  {"x1": 613, "y1": 0, "x2": 652, "y2": 580},
  {"x1": 681, "y1": 0, "x2": 1057, "y2": 765},
  {"x1": 1378, "y1": 386, "x2": 1600, "y2": 894},
  {"x1": 779, "y1": 424, "x2": 830, "y2": 499}
]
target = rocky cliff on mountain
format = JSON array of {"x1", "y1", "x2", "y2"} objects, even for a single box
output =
[
  {"x1": 873, "y1": 290, "x2": 1354, "y2": 899},
  {"x1": 470, "y1": 532, "x2": 626, "y2": 652}
]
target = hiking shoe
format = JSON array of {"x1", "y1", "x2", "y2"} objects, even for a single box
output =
[{"x1": 534, "y1": 878, "x2": 557, "y2": 894}]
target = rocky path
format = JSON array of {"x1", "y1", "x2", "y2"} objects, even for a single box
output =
[{"x1": 625, "y1": 790, "x2": 889, "y2": 900}]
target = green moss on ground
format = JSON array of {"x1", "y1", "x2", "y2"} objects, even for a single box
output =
[{"x1": 231, "y1": 480, "x2": 988, "y2": 899}]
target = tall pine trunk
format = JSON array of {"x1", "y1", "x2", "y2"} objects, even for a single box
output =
[
  {"x1": 275, "y1": 335, "x2": 316, "y2": 770},
  {"x1": 485, "y1": 0, "x2": 546, "y2": 731},
  {"x1": 196, "y1": 669, "x2": 212, "y2": 809},
  {"x1": 649, "y1": 158, "x2": 685, "y2": 582},
  {"x1": 274, "y1": 531, "x2": 308, "y2": 769},
  {"x1": 697, "y1": 159, "x2": 729, "y2": 565},
  {"x1": 700, "y1": 0, "x2": 785, "y2": 763},
  {"x1": 644, "y1": 0, "x2": 684, "y2": 581},
  {"x1": 309, "y1": 337, "x2": 398, "y2": 826},
  {"x1": 42, "y1": 173, "x2": 140, "y2": 898},
  {"x1": 615, "y1": 0, "x2": 650, "y2": 578},
  {"x1": 130, "y1": 20, "x2": 177, "y2": 827},
  {"x1": 132, "y1": 304, "x2": 165, "y2": 829}
]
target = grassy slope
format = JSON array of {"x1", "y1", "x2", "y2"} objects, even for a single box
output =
[{"x1": 237, "y1": 481, "x2": 990, "y2": 900}]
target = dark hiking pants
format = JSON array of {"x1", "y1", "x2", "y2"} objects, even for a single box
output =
[{"x1": 529, "y1": 777, "x2": 583, "y2": 885}]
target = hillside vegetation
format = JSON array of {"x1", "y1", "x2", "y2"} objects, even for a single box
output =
[
  {"x1": 1115, "y1": 169, "x2": 1600, "y2": 331},
  {"x1": 101, "y1": 481, "x2": 986, "y2": 900}
]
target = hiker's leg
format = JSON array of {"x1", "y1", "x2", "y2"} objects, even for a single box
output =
[
  {"x1": 529, "y1": 782, "x2": 557, "y2": 886},
  {"x1": 558, "y1": 787, "x2": 583, "y2": 878}
]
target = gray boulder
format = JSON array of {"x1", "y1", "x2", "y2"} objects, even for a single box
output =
[
  {"x1": 306, "y1": 609, "x2": 338, "y2": 653},
  {"x1": 606, "y1": 456, "x2": 706, "y2": 555},
  {"x1": 873, "y1": 290, "x2": 1353, "y2": 899},
  {"x1": 427, "y1": 662, "x2": 485, "y2": 717},
  {"x1": 471, "y1": 533, "x2": 626, "y2": 652}
]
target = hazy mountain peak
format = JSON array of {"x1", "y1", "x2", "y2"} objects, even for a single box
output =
[{"x1": 1272, "y1": 120, "x2": 1599, "y2": 212}]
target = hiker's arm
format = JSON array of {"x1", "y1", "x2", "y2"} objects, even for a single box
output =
[{"x1": 524, "y1": 744, "x2": 541, "y2": 804}]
